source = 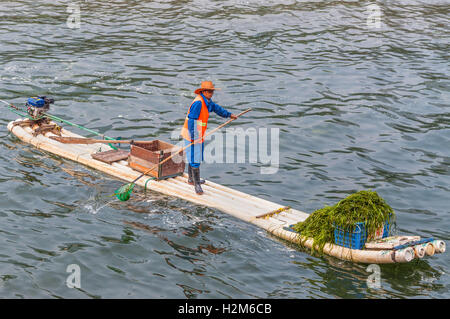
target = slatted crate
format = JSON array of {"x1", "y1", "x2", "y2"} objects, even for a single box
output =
[{"x1": 128, "y1": 140, "x2": 185, "y2": 179}]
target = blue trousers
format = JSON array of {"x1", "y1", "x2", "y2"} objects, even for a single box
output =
[{"x1": 185, "y1": 139, "x2": 204, "y2": 168}]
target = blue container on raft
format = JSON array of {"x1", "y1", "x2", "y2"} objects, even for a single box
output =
[{"x1": 334, "y1": 219, "x2": 391, "y2": 250}]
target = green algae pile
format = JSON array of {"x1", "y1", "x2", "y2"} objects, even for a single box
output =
[{"x1": 293, "y1": 190, "x2": 395, "y2": 253}]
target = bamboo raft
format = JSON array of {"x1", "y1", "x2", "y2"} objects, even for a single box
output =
[{"x1": 7, "y1": 119, "x2": 446, "y2": 264}]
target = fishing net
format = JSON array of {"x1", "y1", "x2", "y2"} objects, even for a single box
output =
[
  {"x1": 293, "y1": 190, "x2": 396, "y2": 254},
  {"x1": 114, "y1": 183, "x2": 135, "y2": 201}
]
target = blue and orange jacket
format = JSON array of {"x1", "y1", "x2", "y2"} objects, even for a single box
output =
[{"x1": 181, "y1": 93, "x2": 231, "y2": 143}]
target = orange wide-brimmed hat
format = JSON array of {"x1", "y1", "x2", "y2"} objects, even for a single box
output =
[{"x1": 194, "y1": 81, "x2": 221, "y2": 95}]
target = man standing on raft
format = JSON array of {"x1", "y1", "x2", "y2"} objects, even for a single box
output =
[{"x1": 181, "y1": 81, "x2": 237, "y2": 195}]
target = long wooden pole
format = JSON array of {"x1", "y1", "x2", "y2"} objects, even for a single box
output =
[
  {"x1": 129, "y1": 108, "x2": 252, "y2": 185},
  {"x1": 49, "y1": 136, "x2": 135, "y2": 144}
]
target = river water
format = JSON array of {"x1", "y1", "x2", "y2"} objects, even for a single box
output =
[{"x1": 0, "y1": 0, "x2": 448, "y2": 298}]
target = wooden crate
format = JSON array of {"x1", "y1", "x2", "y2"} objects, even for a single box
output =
[{"x1": 128, "y1": 140, "x2": 185, "y2": 179}]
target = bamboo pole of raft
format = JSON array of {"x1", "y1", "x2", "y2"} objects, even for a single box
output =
[
  {"x1": 423, "y1": 242, "x2": 435, "y2": 256},
  {"x1": 251, "y1": 217, "x2": 416, "y2": 263},
  {"x1": 414, "y1": 245, "x2": 426, "y2": 258},
  {"x1": 432, "y1": 240, "x2": 446, "y2": 253}
]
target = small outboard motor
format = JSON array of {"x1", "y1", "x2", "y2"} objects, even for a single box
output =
[{"x1": 26, "y1": 96, "x2": 54, "y2": 118}]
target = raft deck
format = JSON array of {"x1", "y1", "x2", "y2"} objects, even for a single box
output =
[{"x1": 7, "y1": 119, "x2": 446, "y2": 264}]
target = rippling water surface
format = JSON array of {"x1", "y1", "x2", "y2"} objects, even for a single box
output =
[{"x1": 0, "y1": 0, "x2": 448, "y2": 298}]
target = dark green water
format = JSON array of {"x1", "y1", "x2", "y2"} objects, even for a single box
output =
[{"x1": 0, "y1": 0, "x2": 448, "y2": 298}]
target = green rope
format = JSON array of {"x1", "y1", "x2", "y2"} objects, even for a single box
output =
[
  {"x1": 144, "y1": 177, "x2": 156, "y2": 193},
  {"x1": 41, "y1": 112, "x2": 118, "y2": 150},
  {"x1": 4, "y1": 105, "x2": 43, "y2": 121}
]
